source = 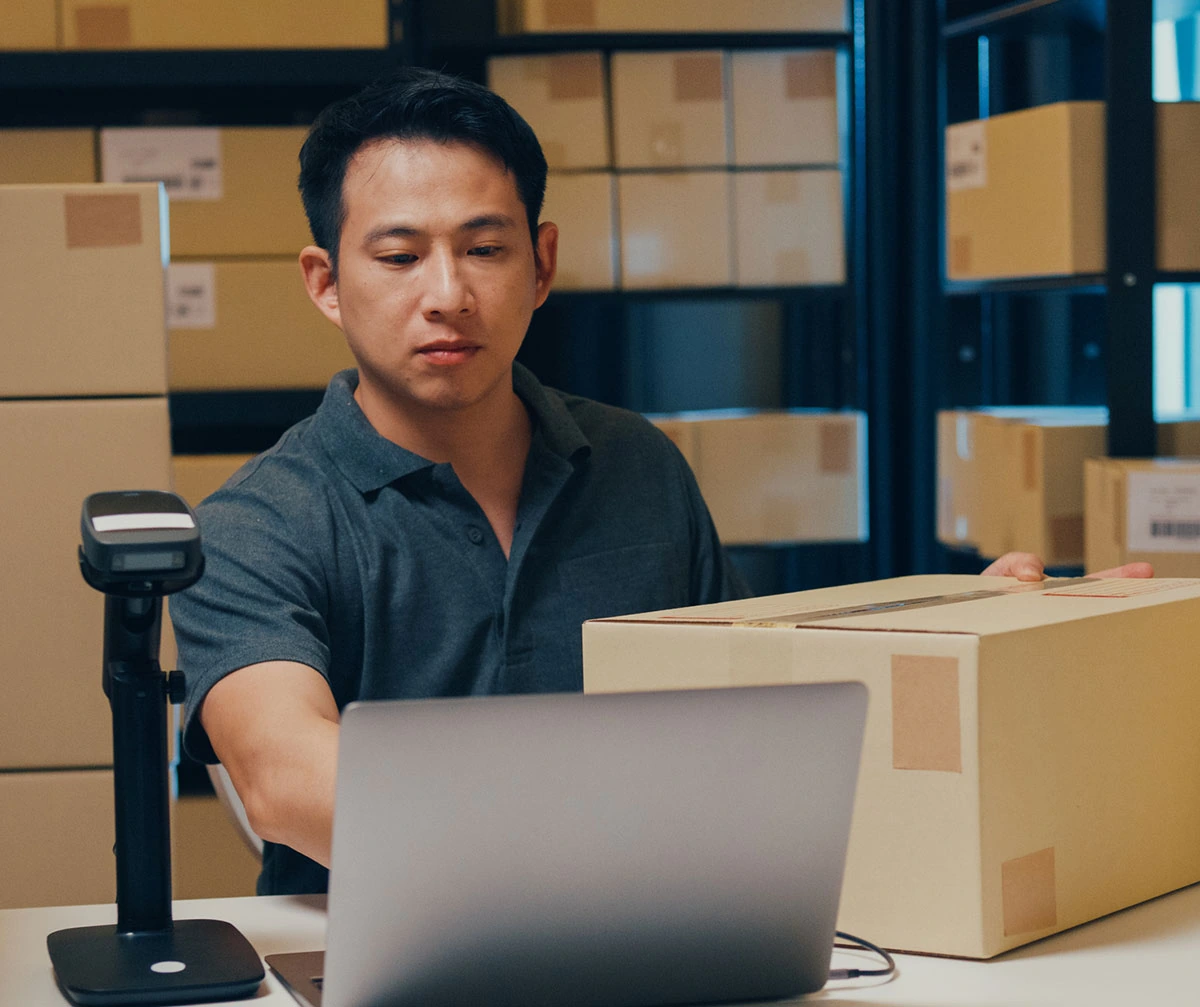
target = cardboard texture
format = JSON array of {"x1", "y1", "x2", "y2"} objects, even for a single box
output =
[
  {"x1": 100, "y1": 127, "x2": 311, "y2": 256},
  {"x1": 0, "y1": 398, "x2": 171, "y2": 770},
  {"x1": 0, "y1": 130, "x2": 96, "y2": 184},
  {"x1": 1085, "y1": 457, "x2": 1200, "y2": 576},
  {"x1": 62, "y1": 0, "x2": 388, "y2": 49},
  {"x1": 0, "y1": 770, "x2": 116, "y2": 909},
  {"x1": 1158, "y1": 102, "x2": 1200, "y2": 270},
  {"x1": 501, "y1": 0, "x2": 847, "y2": 33},
  {"x1": 171, "y1": 454, "x2": 255, "y2": 509},
  {"x1": 612, "y1": 52, "x2": 728, "y2": 168},
  {"x1": 166, "y1": 258, "x2": 354, "y2": 391},
  {"x1": 733, "y1": 170, "x2": 844, "y2": 285},
  {"x1": 171, "y1": 795, "x2": 261, "y2": 899},
  {"x1": 487, "y1": 53, "x2": 610, "y2": 169},
  {"x1": 647, "y1": 410, "x2": 867, "y2": 544},
  {"x1": 583, "y1": 573, "x2": 1200, "y2": 957},
  {"x1": 541, "y1": 172, "x2": 616, "y2": 290},
  {"x1": 732, "y1": 50, "x2": 840, "y2": 166},
  {"x1": 617, "y1": 172, "x2": 731, "y2": 288},
  {"x1": 0, "y1": 0, "x2": 56, "y2": 49},
  {"x1": 0, "y1": 182, "x2": 167, "y2": 398}
]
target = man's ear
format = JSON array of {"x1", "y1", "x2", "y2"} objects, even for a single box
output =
[
  {"x1": 533, "y1": 221, "x2": 558, "y2": 310},
  {"x1": 299, "y1": 245, "x2": 343, "y2": 331}
]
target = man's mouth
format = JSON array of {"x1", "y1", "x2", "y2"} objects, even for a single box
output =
[{"x1": 417, "y1": 341, "x2": 480, "y2": 364}]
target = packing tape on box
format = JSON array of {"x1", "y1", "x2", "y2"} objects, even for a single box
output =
[
  {"x1": 890, "y1": 654, "x2": 963, "y2": 773},
  {"x1": 1022, "y1": 429, "x2": 1038, "y2": 492},
  {"x1": 540, "y1": 140, "x2": 569, "y2": 168},
  {"x1": 63, "y1": 192, "x2": 142, "y2": 249},
  {"x1": 728, "y1": 624, "x2": 794, "y2": 686},
  {"x1": 1113, "y1": 474, "x2": 1125, "y2": 548},
  {"x1": 765, "y1": 172, "x2": 801, "y2": 204},
  {"x1": 547, "y1": 53, "x2": 603, "y2": 101},
  {"x1": 648, "y1": 121, "x2": 684, "y2": 163},
  {"x1": 951, "y1": 234, "x2": 972, "y2": 274},
  {"x1": 1049, "y1": 514, "x2": 1084, "y2": 561},
  {"x1": 1001, "y1": 847, "x2": 1057, "y2": 935},
  {"x1": 75, "y1": 5, "x2": 133, "y2": 48},
  {"x1": 673, "y1": 54, "x2": 724, "y2": 103},
  {"x1": 785, "y1": 52, "x2": 837, "y2": 100},
  {"x1": 544, "y1": 0, "x2": 596, "y2": 29},
  {"x1": 819, "y1": 420, "x2": 853, "y2": 474}
]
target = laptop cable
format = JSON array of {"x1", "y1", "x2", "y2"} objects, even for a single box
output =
[{"x1": 828, "y1": 930, "x2": 897, "y2": 981}]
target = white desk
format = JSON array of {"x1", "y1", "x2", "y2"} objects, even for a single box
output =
[{"x1": 3, "y1": 884, "x2": 1199, "y2": 1005}]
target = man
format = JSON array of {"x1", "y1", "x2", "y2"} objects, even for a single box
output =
[{"x1": 170, "y1": 68, "x2": 1149, "y2": 897}]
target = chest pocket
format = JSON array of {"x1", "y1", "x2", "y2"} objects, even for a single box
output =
[{"x1": 558, "y1": 541, "x2": 688, "y2": 621}]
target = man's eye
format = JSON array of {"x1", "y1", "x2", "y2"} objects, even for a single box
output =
[
  {"x1": 381, "y1": 253, "x2": 417, "y2": 265},
  {"x1": 469, "y1": 245, "x2": 503, "y2": 257}
]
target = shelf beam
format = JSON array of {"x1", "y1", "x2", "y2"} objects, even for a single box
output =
[{"x1": 943, "y1": 0, "x2": 1104, "y2": 39}]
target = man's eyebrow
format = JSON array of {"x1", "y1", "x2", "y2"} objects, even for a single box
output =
[
  {"x1": 460, "y1": 214, "x2": 517, "y2": 232},
  {"x1": 363, "y1": 223, "x2": 422, "y2": 244}
]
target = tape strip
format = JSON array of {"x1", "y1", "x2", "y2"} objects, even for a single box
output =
[
  {"x1": 544, "y1": 0, "x2": 596, "y2": 29},
  {"x1": 891, "y1": 655, "x2": 962, "y2": 773},
  {"x1": 74, "y1": 5, "x2": 133, "y2": 48},
  {"x1": 951, "y1": 234, "x2": 972, "y2": 275},
  {"x1": 673, "y1": 54, "x2": 724, "y2": 102},
  {"x1": 785, "y1": 52, "x2": 837, "y2": 100},
  {"x1": 547, "y1": 53, "x2": 602, "y2": 100},
  {"x1": 1049, "y1": 514, "x2": 1084, "y2": 562},
  {"x1": 819, "y1": 421, "x2": 853, "y2": 474},
  {"x1": 1001, "y1": 847, "x2": 1057, "y2": 935},
  {"x1": 64, "y1": 192, "x2": 143, "y2": 249},
  {"x1": 1022, "y1": 429, "x2": 1038, "y2": 492},
  {"x1": 1113, "y1": 473, "x2": 1125, "y2": 548}
]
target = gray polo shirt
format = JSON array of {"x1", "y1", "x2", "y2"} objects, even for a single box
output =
[{"x1": 170, "y1": 362, "x2": 747, "y2": 894}]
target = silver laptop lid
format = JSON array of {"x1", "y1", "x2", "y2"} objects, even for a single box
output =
[{"x1": 324, "y1": 683, "x2": 867, "y2": 1007}]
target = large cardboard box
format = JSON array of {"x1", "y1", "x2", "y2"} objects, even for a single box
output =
[
  {"x1": 171, "y1": 795, "x2": 261, "y2": 899},
  {"x1": 584, "y1": 574, "x2": 1200, "y2": 958},
  {"x1": 0, "y1": 770, "x2": 116, "y2": 909},
  {"x1": 61, "y1": 0, "x2": 388, "y2": 49},
  {"x1": 487, "y1": 53, "x2": 610, "y2": 170},
  {"x1": 541, "y1": 172, "x2": 616, "y2": 290},
  {"x1": 172, "y1": 454, "x2": 255, "y2": 509},
  {"x1": 0, "y1": 130, "x2": 96, "y2": 184},
  {"x1": 731, "y1": 50, "x2": 840, "y2": 167},
  {"x1": 0, "y1": 398, "x2": 172, "y2": 770},
  {"x1": 499, "y1": 0, "x2": 847, "y2": 33},
  {"x1": 611, "y1": 52, "x2": 728, "y2": 168},
  {"x1": 1086, "y1": 458, "x2": 1200, "y2": 576},
  {"x1": 648, "y1": 410, "x2": 867, "y2": 544},
  {"x1": 733, "y1": 170, "x2": 844, "y2": 286},
  {"x1": 947, "y1": 101, "x2": 1200, "y2": 279},
  {"x1": 166, "y1": 259, "x2": 353, "y2": 390},
  {"x1": 100, "y1": 127, "x2": 311, "y2": 257},
  {"x1": 617, "y1": 172, "x2": 731, "y2": 288},
  {"x1": 0, "y1": 182, "x2": 167, "y2": 398},
  {"x1": 0, "y1": 0, "x2": 56, "y2": 50}
]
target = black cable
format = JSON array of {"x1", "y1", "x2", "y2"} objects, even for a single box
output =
[{"x1": 827, "y1": 930, "x2": 897, "y2": 981}]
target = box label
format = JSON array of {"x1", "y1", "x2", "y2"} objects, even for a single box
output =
[
  {"x1": 102, "y1": 128, "x2": 223, "y2": 201},
  {"x1": 1126, "y1": 471, "x2": 1200, "y2": 552},
  {"x1": 167, "y1": 263, "x2": 216, "y2": 329},
  {"x1": 946, "y1": 121, "x2": 986, "y2": 192}
]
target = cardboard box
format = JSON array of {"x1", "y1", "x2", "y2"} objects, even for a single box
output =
[
  {"x1": 0, "y1": 770, "x2": 116, "y2": 909},
  {"x1": 0, "y1": 0, "x2": 55, "y2": 50},
  {"x1": 61, "y1": 0, "x2": 388, "y2": 49},
  {"x1": 100, "y1": 127, "x2": 311, "y2": 256},
  {"x1": 617, "y1": 172, "x2": 731, "y2": 288},
  {"x1": 1086, "y1": 457, "x2": 1200, "y2": 576},
  {"x1": 541, "y1": 172, "x2": 616, "y2": 290},
  {"x1": 0, "y1": 130, "x2": 96, "y2": 184},
  {"x1": 172, "y1": 454, "x2": 255, "y2": 509},
  {"x1": 0, "y1": 398, "x2": 172, "y2": 770},
  {"x1": 499, "y1": 0, "x2": 847, "y2": 33},
  {"x1": 166, "y1": 259, "x2": 354, "y2": 390},
  {"x1": 731, "y1": 50, "x2": 840, "y2": 167},
  {"x1": 487, "y1": 53, "x2": 610, "y2": 170},
  {"x1": 948, "y1": 101, "x2": 1200, "y2": 279},
  {"x1": 0, "y1": 182, "x2": 167, "y2": 398},
  {"x1": 171, "y1": 795, "x2": 261, "y2": 899},
  {"x1": 611, "y1": 51, "x2": 728, "y2": 168},
  {"x1": 584, "y1": 573, "x2": 1200, "y2": 957},
  {"x1": 733, "y1": 170, "x2": 844, "y2": 285},
  {"x1": 648, "y1": 410, "x2": 867, "y2": 544}
]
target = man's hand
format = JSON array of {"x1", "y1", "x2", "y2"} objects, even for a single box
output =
[{"x1": 980, "y1": 551, "x2": 1154, "y2": 580}]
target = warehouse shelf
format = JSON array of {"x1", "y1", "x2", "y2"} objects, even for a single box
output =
[
  {"x1": 944, "y1": 274, "x2": 1107, "y2": 295},
  {"x1": 438, "y1": 32, "x2": 852, "y2": 54},
  {"x1": 943, "y1": 0, "x2": 1104, "y2": 38},
  {"x1": 169, "y1": 390, "x2": 325, "y2": 455},
  {"x1": 1157, "y1": 270, "x2": 1200, "y2": 285}
]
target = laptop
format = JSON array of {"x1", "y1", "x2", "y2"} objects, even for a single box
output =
[{"x1": 267, "y1": 682, "x2": 867, "y2": 1007}]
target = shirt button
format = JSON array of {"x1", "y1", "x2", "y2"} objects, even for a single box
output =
[{"x1": 467, "y1": 525, "x2": 484, "y2": 545}]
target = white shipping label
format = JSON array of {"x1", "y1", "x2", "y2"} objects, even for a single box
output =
[
  {"x1": 167, "y1": 263, "x2": 217, "y2": 329},
  {"x1": 102, "y1": 128, "x2": 223, "y2": 201},
  {"x1": 1126, "y1": 471, "x2": 1200, "y2": 552},
  {"x1": 946, "y1": 121, "x2": 986, "y2": 192}
]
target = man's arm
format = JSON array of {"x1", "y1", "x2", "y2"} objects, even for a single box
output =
[{"x1": 200, "y1": 661, "x2": 340, "y2": 868}]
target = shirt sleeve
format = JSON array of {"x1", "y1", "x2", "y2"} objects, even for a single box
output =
[{"x1": 168, "y1": 461, "x2": 334, "y2": 763}]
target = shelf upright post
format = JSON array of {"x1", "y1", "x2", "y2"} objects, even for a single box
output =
[{"x1": 1105, "y1": 0, "x2": 1157, "y2": 457}]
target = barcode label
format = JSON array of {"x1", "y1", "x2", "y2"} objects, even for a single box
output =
[
  {"x1": 1151, "y1": 521, "x2": 1200, "y2": 539},
  {"x1": 1127, "y1": 471, "x2": 1200, "y2": 553},
  {"x1": 101, "y1": 128, "x2": 223, "y2": 201},
  {"x1": 946, "y1": 122, "x2": 986, "y2": 192}
]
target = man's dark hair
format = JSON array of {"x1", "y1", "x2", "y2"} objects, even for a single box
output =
[{"x1": 298, "y1": 67, "x2": 548, "y2": 272}]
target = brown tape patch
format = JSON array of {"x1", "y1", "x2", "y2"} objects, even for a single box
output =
[
  {"x1": 75, "y1": 5, "x2": 132, "y2": 48},
  {"x1": 891, "y1": 655, "x2": 962, "y2": 773},
  {"x1": 544, "y1": 0, "x2": 596, "y2": 29},
  {"x1": 540, "y1": 140, "x2": 568, "y2": 168},
  {"x1": 648, "y1": 121, "x2": 684, "y2": 164},
  {"x1": 951, "y1": 234, "x2": 972, "y2": 275},
  {"x1": 765, "y1": 172, "x2": 801, "y2": 204},
  {"x1": 547, "y1": 53, "x2": 602, "y2": 100},
  {"x1": 1049, "y1": 514, "x2": 1084, "y2": 562},
  {"x1": 673, "y1": 54, "x2": 724, "y2": 102},
  {"x1": 1001, "y1": 847, "x2": 1057, "y2": 935},
  {"x1": 785, "y1": 52, "x2": 837, "y2": 100},
  {"x1": 64, "y1": 193, "x2": 143, "y2": 249},
  {"x1": 1112, "y1": 474, "x2": 1125, "y2": 547},
  {"x1": 1022, "y1": 429, "x2": 1038, "y2": 491},
  {"x1": 819, "y1": 421, "x2": 853, "y2": 474},
  {"x1": 775, "y1": 248, "x2": 811, "y2": 283}
]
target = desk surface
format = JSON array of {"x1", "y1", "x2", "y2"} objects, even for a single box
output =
[{"x1": 4, "y1": 883, "x2": 1199, "y2": 1006}]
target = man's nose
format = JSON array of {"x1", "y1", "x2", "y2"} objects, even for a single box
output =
[{"x1": 421, "y1": 249, "x2": 475, "y2": 319}]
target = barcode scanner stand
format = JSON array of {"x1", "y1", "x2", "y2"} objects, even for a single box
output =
[{"x1": 46, "y1": 491, "x2": 264, "y2": 1006}]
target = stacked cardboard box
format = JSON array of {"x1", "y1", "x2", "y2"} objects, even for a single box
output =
[
  {"x1": 0, "y1": 0, "x2": 55, "y2": 49},
  {"x1": 0, "y1": 130, "x2": 96, "y2": 184},
  {"x1": 584, "y1": 574, "x2": 1200, "y2": 958},
  {"x1": 498, "y1": 0, "x2": 847, "y2": 33}
]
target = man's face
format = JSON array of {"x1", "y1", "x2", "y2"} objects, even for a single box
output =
[{"x1": 305, "y1": 137, "x2": 556, "y2": 417}]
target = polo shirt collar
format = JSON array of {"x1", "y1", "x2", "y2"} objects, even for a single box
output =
[{"x1": 316, "y1": 364, "x2": 591, "y2": 496}]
